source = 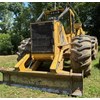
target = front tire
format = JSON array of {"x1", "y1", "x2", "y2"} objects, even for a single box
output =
[{"x1": 70, "y1": 36, "x2": 92, "y2": 77}]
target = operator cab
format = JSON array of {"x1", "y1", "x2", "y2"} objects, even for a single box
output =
[
  {"x1": 45, "y1": 9, "x2": 64, "y2": 21},
  {"x1": 36, "y1": 7, "x2": 75, "y2": 34}
]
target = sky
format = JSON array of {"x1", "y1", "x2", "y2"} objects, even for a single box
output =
[{"x1": 24, "y1": 2, "x2": 28, "y2": 7}]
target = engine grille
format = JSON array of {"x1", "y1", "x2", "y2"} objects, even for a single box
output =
[{"x1": 31, "y1": 21, "x2": 54, "y2": 53}]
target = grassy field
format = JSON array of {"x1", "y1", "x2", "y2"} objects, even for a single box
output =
[{"x1": 0, "y1": 51, "x2": 100, "y2": 98}]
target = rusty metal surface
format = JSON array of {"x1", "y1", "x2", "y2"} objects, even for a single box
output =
[{"x1": 0, "y1": 68, "x2": 83, "y2": 96}]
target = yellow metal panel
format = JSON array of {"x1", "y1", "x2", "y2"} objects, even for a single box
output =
[
  {"x1": 32, "y1": 54, "x2": 54, "y2": 60},
  {"x1": 58, "y1": 49, "x2": 63, "y2": 62},
  {"x1": 80, "y1": 28, "x2": 85, "y2": 35},
  {"x1": 56, "y1": 58, "x2": 64, "y2": 73},
  {"x1": 74, "y1": 23, "x2": 82, "y2": 29},
  {"x1": 15, "y1": 54, "x2": 30, "y2": 71},
  {"x1": 69, "y1": 9, "x2": 75, "y2": 17},
  {"x1": 50, "y1": 54, "x2": 59, "y2": 73},
  {"x1": 76, "y1": 28, "x2": 85, "y2": 36},
  {"x1": 53, "y1": 21, "x2": 60, "y2": 56},
  {"x1": 45, "y1": 9, "x2": 64, "y2": 15},
  {"x1": 77, "y1": 29, "x2": 80, "y2": 35}
]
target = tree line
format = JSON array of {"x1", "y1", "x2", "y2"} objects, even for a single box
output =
[{"x1": 0, "y1": 2, "x2": 100, "y2": 55}]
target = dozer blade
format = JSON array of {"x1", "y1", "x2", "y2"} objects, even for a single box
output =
[{"x1": 0, "y1": 68, "x2": 83, "y2": 96}]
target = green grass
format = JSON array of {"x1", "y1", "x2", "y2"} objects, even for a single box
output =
[
  {"x1": 83, "y1": 56, "x2": 100, "y2": 97},
  {"x1": 0, "y1": 55, "x2": 17, "y2": 68},
  {"x1": 0, "y1": 53, "x2": 100, "y2": 98}
]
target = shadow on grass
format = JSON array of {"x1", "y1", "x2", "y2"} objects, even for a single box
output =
[
  {"x1": 94, "y1": 62, "x2": 100, "y2": 69},
  {"x1": 98, "y1": 47, "x2": 100, "y2": 51}
]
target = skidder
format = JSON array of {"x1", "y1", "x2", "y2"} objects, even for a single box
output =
[{"x1": 0, "y1": 5, "x2": 98, "y2": 96}]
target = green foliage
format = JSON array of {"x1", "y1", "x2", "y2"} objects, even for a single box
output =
[
  {"x1": 0, "y1": 2, "x2": 14, "y2": 33},
  {"x1": 10, "y1": 33, "x2": 22, "y2": 53},
  {"x1": 88, "y1": 3, "x2": 100, "y2": 43},
  {"x1": 0, "y1": 34, "x2": 13, "y2": 55},
  {"x1": 8, "y1": 2, "x2": 24, "y2": 17}
]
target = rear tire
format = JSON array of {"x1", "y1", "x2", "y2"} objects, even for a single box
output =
[
  {"x1": 17, "y1": 38, "x2": 31, "y2": 61},
  {"x1": 70, "y1": 35, "x2": 92, "y2": 77},
  {"x1": 83, "y1": 35, "x2": 98, "y2": 60},
  {"x1": 90, "y1": 36, "x2": 98, "y2": 60}
]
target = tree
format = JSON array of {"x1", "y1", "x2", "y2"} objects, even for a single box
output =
[
  {"x1": 88, "y1": 3, "x2": 100, "y2": 42},
  {"x1": 8, "y1": 3, "x2": 25, "y2": 52},
  {"x1": 0, "y1": 34, "x2": 13, "y2": 55},
  {"x1": 0, "y1": 3, "x2": 14, "y2": 34}
]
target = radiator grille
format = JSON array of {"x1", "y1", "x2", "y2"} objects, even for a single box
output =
[{"x1": 31, "y1": 22, "x2": 54, "y2": 53}]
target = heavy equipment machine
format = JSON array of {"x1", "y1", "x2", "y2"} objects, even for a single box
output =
[{"x1": 0, "y1": 5, "x2": 98, "y2": 96}]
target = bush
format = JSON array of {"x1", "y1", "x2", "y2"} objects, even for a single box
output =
[
  {"x1": 0, "y1": 34, "x2": 13, "y2": 55},
  {"x1": 10, "y1": 33, "x2": 22, "y2": 53}
]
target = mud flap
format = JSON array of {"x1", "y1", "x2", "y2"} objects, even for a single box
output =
[{"x1": 0, "y1": 68, "x2": 83, "y2": 96}]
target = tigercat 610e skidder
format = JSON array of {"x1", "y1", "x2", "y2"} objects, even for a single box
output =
[{"x1": 0, "y1": 5, "x2": 98, "y2": 96}]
